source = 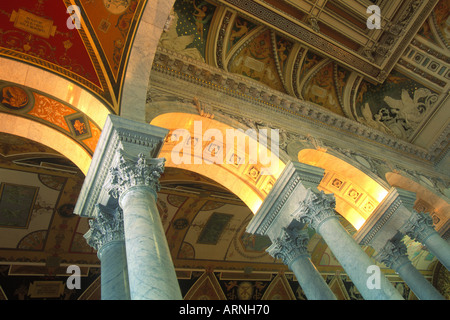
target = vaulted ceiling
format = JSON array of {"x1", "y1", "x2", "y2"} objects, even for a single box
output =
[
  {"x1": 0, "y1": 0, "x2": 147, "y2": 113},
  {"x1": 155, "y1": 0, "x2": 450, "y2": 153}
]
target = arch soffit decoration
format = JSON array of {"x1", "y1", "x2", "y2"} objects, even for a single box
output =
[
  {"x1": 0, "y1": 75, "x2": 109, "y2": 174},
  {"x1": 151, "y1": 112, "x2": 285, "y2": 214},
  {"x1": 150, "y1": 111, "x2": 390, "y2": 233},
  {"x1": 298, "y1": 148, "x2": 390, "y2": 231},
  {"x1": 386, "y1": 171, "x2": 450, "y2": 234},
  {"x1": 0, "y1": 0, "x2": 176, "y2": 173},
  {"x1": 0, "y1": 113, "x2": 92, "y2": 175}
]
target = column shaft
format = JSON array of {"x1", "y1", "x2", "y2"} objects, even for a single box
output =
[
  {"x1": 290, "y1": 255, "x2": 336, "y2": 300},
  {"x1": 376, "y1": 239, "x2": 444, "y2": 300},
  {"x1": 317, "y1": 216, "x2": 403, "y2": 300},
  {"x1": 396, "y1": 262, "x2": 444, "y2": 300},
  {"x1": 84, "y1": 204, "x2": 130, "y2": 300},
  {"x1": 98, "y1": 240, "x2": 130, "y2": 300},
  {"x1": 120, "y1": 186, "x2": 182, "y2": 300},
  {"x1": 402, "y1": 211, "x2": 450, "y2": 270},
  {"x1": 422, "y1": 233, "x2": 450, "y2": 270},
  {"x1": 267, "y1": 227, "x2": 336, "y2": 300}
]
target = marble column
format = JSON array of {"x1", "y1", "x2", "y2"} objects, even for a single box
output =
[
  {"x1": 401, "y1": 210, "x2": 450, "y2": 270},
  {"x1": 267, "y1": 226, "x2": 337, "y2": 300},
  {"x1": 293, "y1": 189, "x2": 404, "y2": 300},
  {"x1": 84, "y1": 204, "x2": 130, "y2": 300},
  {"x1": 107, "y1": 152, "x2": 182, "y2": 300},
  {"x1": 375, "y1": 239, "x2": 444, "y2": 300}
]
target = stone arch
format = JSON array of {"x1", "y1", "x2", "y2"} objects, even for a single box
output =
[
  {"x1": 119, "y1": 0, "x2": 177, "y2": 120},
  {"x1": 0, "y1": 113, "x2": 92, "y2": 174},
  {"x1": 385, "y1": 171, "x2": 450, "y2": 234},
  {"x1": 151, "y1": 112, "x2": 285, "y2": 214},
  {"x1": 0, "y1": 57, "x2": 110, "y2": 129},
  {"x1": 298, "y1": 148, "x2": 390, "y2": 230}
]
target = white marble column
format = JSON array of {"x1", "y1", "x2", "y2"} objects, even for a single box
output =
[
  {"x1": 74, "y1": 115, "x2": 176, "y2": 300},
  {"x1": 84, "y1": 204, "x2": 130, "y2": 300},
  {"x1": 293, "y1": 189, "x2": 404, "y2": 300},
  {"x1": 400, "y1": 210, "x2": 450, "y2": 270},
  {"x1": 267, "y1": 226, "x2": 336, "y2": 300},
  {"x1": 375, "y1": 239, "x2": 444, "y2": 300},
  {"x1": 108, "y1": 153, "x2": 182, "y2": 300},
  {"x1": 247, "y1": 161, "x2": 402, "y2": 300}
]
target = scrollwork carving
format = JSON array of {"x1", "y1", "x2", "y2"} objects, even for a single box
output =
[
  {"x1": 266, "y1": 226, "x2": 310, "y2": 267},
  {"x1": 106, "y1": 152, "x2": 166, "y2": 199},
  {"x1": 84, "y1": 204, "x2": 124, "y2": 253},
  {"x1": 292, "y1": 189, "x2": 337, "y2": 231}
]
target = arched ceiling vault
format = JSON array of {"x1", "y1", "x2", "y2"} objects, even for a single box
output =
[{"x1": 153, "y1": 0, "x2": 450, "y2": 160}]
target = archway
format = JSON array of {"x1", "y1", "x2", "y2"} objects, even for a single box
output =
[
  {"x1": 120, "y1": 0, "x2": 177, "y2": 120},
  {"x1": 386, "y1": 172, "x2": 450, "y2": 234},
  {"x1": 151, "y1": 112, "x2": 285, "y2": 213},
  {"x1": 299, "y1": 148, "x2": 389, "y2": 230},
  {"x1": 0, "y1": 113, "x2": 92, "y2": 174},
  {"x1": 0, "y1": 57, "x2": 110, "y2": 129}
]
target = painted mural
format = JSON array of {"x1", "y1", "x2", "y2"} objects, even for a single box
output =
[
  {"x1": 355, "y1": 69, "x2": 439, "y2": 140},
  {"x1": 228, "y1": 29, "x2": 286, "y2": 93},
  {"x1": 0, "y1": 183, "x2": 38, "y2": 228},
  {"x1": 0, "y1": 1, "x2": 100, "y2": 87},
  {"x1": 434, "y1": 0, "x2": 450, "y2": 46},
  {"x1": 80, "y1": 0, "x2": 144, "y2": 79},
  {"x1": 0, "y1": 0, "x2": 147, "y2": 112},
  {"x1": 227, "y1": 16, "x2": 257, "y2": 52},
  {"x1": 302, "y1": 62, "x2": 347, "y2": 117},
  {"x1": 0, "y1": 81, "x2": 102, "y2": 155},
  {"x1": 160, "y1": 0, "x2": 216, "y2": 62}
]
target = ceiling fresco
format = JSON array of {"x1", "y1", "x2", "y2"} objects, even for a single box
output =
[
  {"x1": 0, "y1": 0, "x2": 147, "y2": 113},
  {"x1": 0, "y1": 81, "x2": 101, "y2": 156},
  {"x1": 158, "y1": 0, "x2": 450, "y2": 147}
]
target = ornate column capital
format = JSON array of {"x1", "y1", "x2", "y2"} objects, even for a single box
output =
[
  {"x1": 74, "y1": 115, "x2": 168, "y2": 219},
  {"x1": 106, "y1": 152, "x2": 166, "y2": 200},
  {"x1": 375, "y1": 239, "x2": 410, "y2": 271},
  {"x1": 292, "y1": 189, "x2": 337, "y2": 231},
  {"x1": 401, "y1": 210, "x2": 437, "y2": 244},
  {"x1": 266, "y1": 226, "x2": 310, "y2": 267},
  {"x1": 84, "y1": 204, "x2": 124, "y2": 257}
]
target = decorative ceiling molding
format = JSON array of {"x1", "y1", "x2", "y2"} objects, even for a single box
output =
[
  {"x1": 151, "y1": 48, "x2": 445, "y2": 165},
  {"x1": 0, "y1": 0, "x2": 148, "y2": 114},
  {"x1": 215, "y1": 0, "x2": 439, "y2": 83}
]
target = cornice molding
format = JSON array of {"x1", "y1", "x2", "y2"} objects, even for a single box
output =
[{"x1": 151, "y1": 48, "x2": 442, "y2": 164}]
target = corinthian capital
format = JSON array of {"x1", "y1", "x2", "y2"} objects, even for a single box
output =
[
  {"x1": 401, "y1": 210, "x2": 437, "y2": 244},
  {"x1": 84, "y1": 204, "x2": 124, "y2": 254},
  {"x1": 266, "y1": 226, "x2": 310, "y2": 267},
  {"x1": 292, "y1": 189, "x2": 337, "y2": 231},
  {"x1": 107, "y1": 151, "x2": 166, "y2": 199},
  {"x1": 375, "y1": 239, "x2": 410, "y2": 271}
]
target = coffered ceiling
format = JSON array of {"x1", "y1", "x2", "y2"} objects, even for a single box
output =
[{"x1": 155, "y1": 0, "x2": 449, "y2": 163}]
